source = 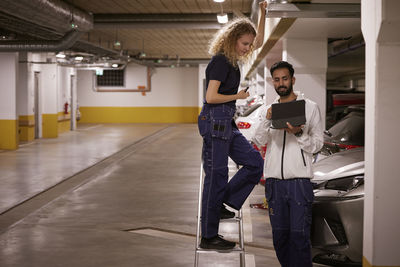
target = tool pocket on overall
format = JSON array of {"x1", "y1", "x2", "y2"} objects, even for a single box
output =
[
  {"x1": 197, "y1": 114, "x2": 209, "y2": 136},
  {"x1": 211, "y1": 118, "x2": 232, "y2": 140}
]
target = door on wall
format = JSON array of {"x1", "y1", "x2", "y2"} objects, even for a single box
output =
[{"x1": 34, "y1": 72, "x2": 40, "y2": 139}]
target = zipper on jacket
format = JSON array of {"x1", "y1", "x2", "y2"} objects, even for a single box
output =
[
  {"x1": 281, "y1": 131, "x2": 286, "y2": 179},
  {"x1": 301, "y1": 149, "x2": 306, "y2": 167}
]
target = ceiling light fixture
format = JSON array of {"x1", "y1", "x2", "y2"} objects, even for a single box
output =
[
  {"x1": 139, "y1": 39, "x2": 146, "y2": 58},
  {"x1": 213, "y1": 0, "x2": 225, "y2": 2},
  {"x1": 74, "y1": 56, "x2": 83, "y2": 61},
  {"x1": 112, "y1": 63, "x2": 118, "y2": 68},
  {"x1": 216, "y1": 1, "x2": 228, "y2": 24},
  {"x1": 217, "y1": 13, "x2": 228, "y2": 24},
  {"x1": 56, "y1": 53, "x2": 66, "y2": 58},
  {"x1": 267, "y1": 0, "x2": 300, "y2": 12}
]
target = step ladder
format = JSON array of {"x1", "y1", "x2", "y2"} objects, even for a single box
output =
[{"x1": 194, "y1": 163, "x2": 246, "y2": 267}]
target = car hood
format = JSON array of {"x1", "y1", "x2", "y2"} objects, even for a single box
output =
[{"x1": 312, "y1": 147, "x2": 364, "y2": 183}]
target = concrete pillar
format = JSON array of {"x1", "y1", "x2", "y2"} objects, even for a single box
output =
[
  {"x1": 17, "y1": 52, "x2": 35, "y2": 142},
  {"x1": 41, "y1": 61, "x2": 58, "y2": 138},
  {"x1": 362, "y1": 0, "x2": 400, "y2": 266},
  {"x1": 282, "y1": 38, "x2": 327, "y2": 128},
  {"x1": 198, "y1": 64, "x2": 207, "y2": 114},
  {"x1": 0, "y1": 53, "x2": 18, "y2": 150}
]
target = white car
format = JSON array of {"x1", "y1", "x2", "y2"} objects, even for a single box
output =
[
  {"x1": 235, "y1": 102, "x2": 265, "y2": 141},
  {"x1": 235, "y1": 102, "x2": 267, "y2": 159}
]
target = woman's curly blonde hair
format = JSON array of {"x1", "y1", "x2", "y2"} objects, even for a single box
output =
[{"x1": 208, "y1": 17, "x2": 257, "y2": 67}]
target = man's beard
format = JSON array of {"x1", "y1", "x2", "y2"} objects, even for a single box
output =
[{"x1": 275, "y1": 83, "x2": 293, "y2": 97}]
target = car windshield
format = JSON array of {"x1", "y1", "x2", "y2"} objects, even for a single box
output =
[
  {"x1": 241, "y1": 103, "x2": 262, "y2": 117},
  {"x1": 328, "y1": 112, "x2": 364, "y2": 145}
]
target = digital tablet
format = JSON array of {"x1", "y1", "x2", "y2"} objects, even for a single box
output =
[{"x1": 271, "y1": 100, "x2": 306, "y2": 129}]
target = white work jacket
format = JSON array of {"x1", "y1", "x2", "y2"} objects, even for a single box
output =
[{"x1": 252, "y1": 92, "x2": 323, "y2": 179}]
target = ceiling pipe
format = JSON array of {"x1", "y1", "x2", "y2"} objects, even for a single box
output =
[
  {"x1": 0, "y1": 0, "x2": 93, "y2": 33},
  {"x1": 93, "y1": 13, "x2": 237, "y2": 30},
  {"x1": 0, "y1": 30, "x2": 82, "y2": 52}
]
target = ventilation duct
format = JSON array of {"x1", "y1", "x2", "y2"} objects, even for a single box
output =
[
  {"x1": 0, "y1": 0, "x2": 93, "y2": 33},
  {"x1": 0, "y1": 30, "x2": 82, "y2": 52}
]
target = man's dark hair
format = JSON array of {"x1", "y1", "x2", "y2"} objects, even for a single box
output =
[{"x1": 270, "y1": 61, "x2": 294, "y2": 77}]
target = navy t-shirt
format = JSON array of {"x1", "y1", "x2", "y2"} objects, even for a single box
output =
[{"x1": 205, "y1": 54, "x2": 240, "y2": 106}]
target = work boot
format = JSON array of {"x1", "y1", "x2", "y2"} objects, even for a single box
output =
[
  {"x1": 200, "y1": 235, "x2": 236, "y2": 250},
  {"x1": 220, "y1": 204, "x2": 235, "y2": 219}
]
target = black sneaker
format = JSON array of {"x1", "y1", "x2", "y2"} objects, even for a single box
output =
[
  {"x1": 200, "y1": 235, "x2": 236, "y2": 250},
  {"x1": 220, "y1": 205, "x2": 235, "y2": 219}
]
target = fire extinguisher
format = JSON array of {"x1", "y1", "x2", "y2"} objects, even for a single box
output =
[{"x1": 64, "y1": 102, "x2": 69, "y2": 114}]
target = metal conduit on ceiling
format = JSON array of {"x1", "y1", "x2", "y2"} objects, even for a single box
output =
[
  {"x1": 0, "y1": 0, "x2": 92, "y2": 33},
  {"x1": 0, "y1": 0, "x2": 92, "y2": 52}
]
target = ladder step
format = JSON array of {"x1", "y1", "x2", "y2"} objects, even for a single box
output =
[
  {"x1": 195, "y1": 247, "x2": 245, "y2": 253},
  {"x1": 196, "y1": 216, "x2": 242, "y2": 222}
]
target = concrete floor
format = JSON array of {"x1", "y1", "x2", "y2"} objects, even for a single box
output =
[{"x1": 0, "y1": 123, "x2": 284, "y2": 266}]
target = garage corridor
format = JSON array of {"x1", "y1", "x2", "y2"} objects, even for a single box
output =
[{"x1": 0, "y1": 124, "x2": 280, "y2": 267}]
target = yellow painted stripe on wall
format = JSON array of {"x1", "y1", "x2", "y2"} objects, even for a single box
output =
[
  {"x1": 58, "y1": 120, "x2": 70, "y2": 134},
  {"x1": 18, "y1": 115, "x2": 35, "y2": 142},
  {"x1": 363, "y1": 257, "x2": 400, "y2": 267},
  {"x1": 79, "y1": 106, "x2": 199, "y2": 123},
  {"x1": 0, "y1": 119, "x2": 18, "y2": 150},
  {"x1": 19, "y1": 126, "x2": 34, "y2": 141},
  {"x1": 19, "y1": 115, "x2": 35, "y2": 123},
  {"x1": 42, "y1": 114, "x2": 58, "y2": 138},
  {"x1": 57, "y1": 112, "x2": 70, "y2": 134}
]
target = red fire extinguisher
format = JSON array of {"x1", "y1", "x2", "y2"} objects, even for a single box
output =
[{"x1": 64, "y1": 102, "x2": 69, "y2": 114}]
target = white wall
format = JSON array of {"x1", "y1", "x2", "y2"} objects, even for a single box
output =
[
  {"x1": 198, "y1": 64, "x2": 207, "y2": 107},
  {"x1": 77, "y1": 64, "x2": 199, "y2": 107},
  {"x1": 17, "y1": 52, "x2": 29, "y2": 116},
  {"x1": 57, "y1": 66, "x2": 76, "y2": 114},
  {"x1": 0, "y1": 53, "x2": 18, "y2": 120}
]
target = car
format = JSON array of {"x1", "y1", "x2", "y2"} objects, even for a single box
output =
[
  {"x1": 318, "y1": 106, "x2": 364, "y2": 162},
  {"x1": 235, "y1": 102, "x2": 265, "y2": 141},
  {"x1": 326, "y1": 93, "x2": 365, "y2": 129},
  {"x1": 311, "y1": 147, "x2": 364, "y2": 267},
  {"x1": 235, "y1": 102, "x2": 267, "y2": 185},
  {"x1": 234, "y1": 94, "x2": 264, "y2": 120},
  {"x1": 235, "y1": 102, "x2": 267, "y2": 159}
]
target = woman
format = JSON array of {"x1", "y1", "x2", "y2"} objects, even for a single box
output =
[{"x1": 197, "y1": 2, "x2": 267, "y2": 250}]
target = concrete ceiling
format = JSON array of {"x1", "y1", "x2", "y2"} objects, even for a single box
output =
[{"x1": 0, "y1": 0, "x2": 364, "y2": 77}]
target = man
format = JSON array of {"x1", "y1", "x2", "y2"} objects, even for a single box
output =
[{"x1": 253, "y1": 61, "x2": 323, "y2": 267}]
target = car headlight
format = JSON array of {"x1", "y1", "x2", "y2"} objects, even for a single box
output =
[{"x1": 317, "y1": 175, "x2": 364, "y2": 191}]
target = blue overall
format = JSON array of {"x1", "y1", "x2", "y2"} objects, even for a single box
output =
[
  {"x1": 265, "y1": 178, "x2": 314, "y2": 267},
  {"x1": 198, "y1": 103, "x2": 264, "y2": 238}
]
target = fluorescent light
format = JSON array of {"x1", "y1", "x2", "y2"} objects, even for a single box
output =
[
  {"x1": 213, "y1": 0, "x2": 225, "y2": 2},
  {"x1": 217, "y1": 13, "x2": 228, "y2": 24},
  {"x1": 56, "y1": 53, "x2": 66, "y2": 58},
  {"x1": 74, "y1": 56, "x2": 83, "y2": 61},
  {"x1": 95, "y1": 69, "x2": 103, "y2": 76}
]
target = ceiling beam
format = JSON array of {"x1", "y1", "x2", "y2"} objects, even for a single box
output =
[
  {"x1": 245, "y1": 18, "x2": 296, "y2": 79},
  {"x1": 266, "y1": 3, "x2": 360, "y2": 18}
]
